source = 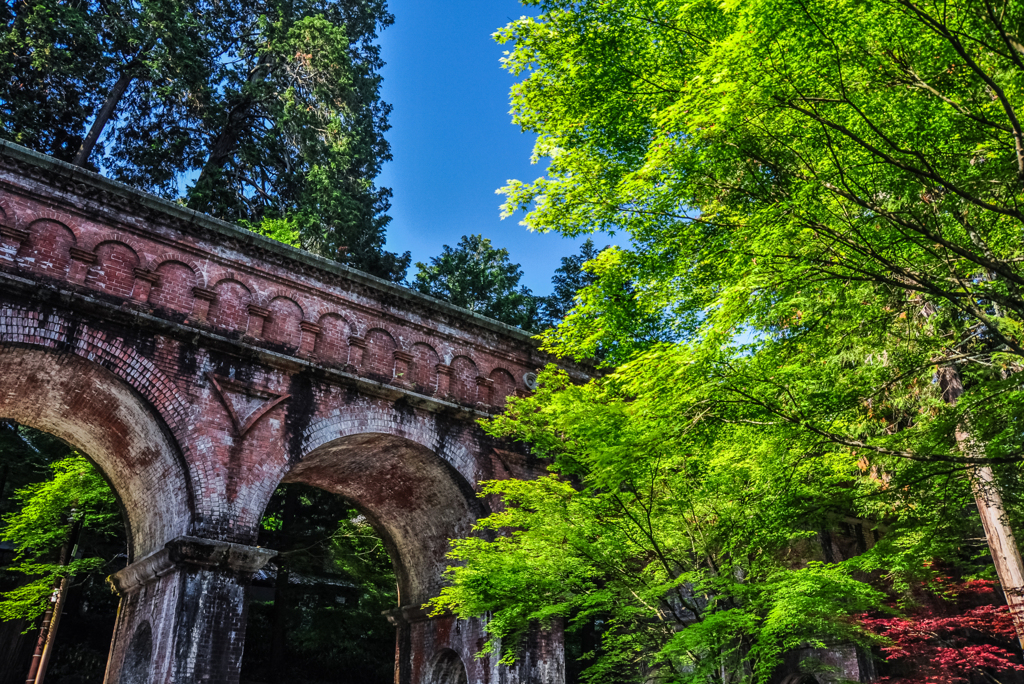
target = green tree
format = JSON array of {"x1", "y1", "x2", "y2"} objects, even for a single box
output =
[
  {"x1": 183, "y1": 0, "x2": 407, "y2": 279},
  {"x1": 0, "y1": 0, "x2": 217, "y2": 170},
  {"x1": 413, "y1": 234, "x2": 540, "y2": 331},
  {"x1": 0, "y1": 0, "x2": 107, "y2": 161},
  {"x1": 0, "y1": 454, "x2": 120, "y2": 624},
  {"x1": 431, "y1": 0, "x2": 1024, "y2": 679},
  {"x1": 537, "y1": 238, "x2": 601, "y2": 327}
]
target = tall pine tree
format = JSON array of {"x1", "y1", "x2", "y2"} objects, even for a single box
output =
[{"x1": 0, "y1": 0, "x2": 407, "y2": 280}]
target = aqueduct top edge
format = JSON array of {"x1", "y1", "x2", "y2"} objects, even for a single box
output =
[{"x1": 0, "y1": 138, "x2": 537, "y2": 345}]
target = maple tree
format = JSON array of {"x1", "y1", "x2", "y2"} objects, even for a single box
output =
[{"x1": 860, "y1": 579, "x2": 1024, "y2": 684}]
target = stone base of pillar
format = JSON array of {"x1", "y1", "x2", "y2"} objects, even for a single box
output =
[
  {"x1": 385, "y1": 606, "x2": 564, "y2": 684},
  {"x1": 104, "y1": 536, "x2": 276, "y2": 684}
]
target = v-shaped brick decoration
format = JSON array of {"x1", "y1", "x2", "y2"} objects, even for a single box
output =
[{"x1": 207, "y1": 372, "x2": 291, "y2": 437}]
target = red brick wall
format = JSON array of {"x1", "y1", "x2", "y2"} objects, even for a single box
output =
[
  {"x1": 313, "y1": 312, "x2": 350, "y2": 365},
  {"x1": 449, "y1": 356, "x2": 478, "y2": 404},
  {"x1": 410, "y1": 342, "x2": 440, "y2": 394},
  {"x1": 149, "y1": 260, "x2": 197, "y2": 316},
  {"x1": 17, "y1": 218, "x2": 75, "y2": 278},
  {"x1": 208, "y1": 279, "x2": 250, "y2": 331},
  {"x1": 264, "y1": 296, "x2": 302, "y2": 349},
  {"x1": 364, "y1": 327, "x2": 397, "y2": 381},
  {"x1": 85, "y1": 240, "x2": 139, "y2": 297},
  {"x1": 0, "y1": 169, "x2": 558, "y2": 409}
]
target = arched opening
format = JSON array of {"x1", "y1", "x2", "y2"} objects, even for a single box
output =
[
  {"x1": 283, "y1": 432, "x2": 481, "y2": 606},
  {"x1": 428, "y1": 649, "x2": 468, "y2": 684},
  {"x1": 0, "y1": 422, "x2": 130, "y2": 683},
  {"x1": 242, "y1": 431, "x2": 484, "y2": 683},
  {"x1": 0, "y1": 345, "x2": 192, "y2": 683},
  {"x1": 241, "y1": 483, "x2": 397, "y2": 684},
  {"x1": 779, "y1": 676, "x2": 820, "y2": 684}
]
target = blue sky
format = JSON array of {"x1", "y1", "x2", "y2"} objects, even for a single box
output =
[{"x1": 377, "y1": 1, "x2": 590, "y2": 296}]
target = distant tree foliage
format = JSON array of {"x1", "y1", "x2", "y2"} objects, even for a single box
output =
[
  {"x1": 0, "y1": 429, "x2": 124, "y2": 683},
  {"x1": 0, "y1": 0, "x2": 408, "y2": 281},
  {"x1": 244, "y1": 483, "x2": 397, "y2": 684},
  {"x1": 413, "y1": 234, "x2": 540, "y2": 331},
  {"x1": 537, "y1": 239, "x2": 601, "y2": 327},
  {"x1": 859, "y1": 577, "x2": 1024, "y2": 683},
  {"x1": 0, "y1": 454, "x2": 120, "y2": 624},
  {"x1": 0, "y1": 0, "x2": 104, "y2": 161}
]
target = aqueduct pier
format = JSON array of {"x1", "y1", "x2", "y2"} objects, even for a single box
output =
[{"x1": 0, "y1": 140, "x2": 578, "y2": 683}]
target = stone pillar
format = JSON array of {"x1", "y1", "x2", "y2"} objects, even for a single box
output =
[
  {"x1": 517, "y1": 622, "x2": 566, "y2": 684},
  {"x1": 104, "y1": 536, "x2": 276, "y2": 684},
  {"x1": 393, "y1": 351, "x2": 414, "y2": 387},
  {"x1": 68, "y1": 247, "x2": 97, "y2": 284},
  {"x1": 347, "y1": 336, "x2": 367, "y2": 372},
  {"x1": 246, "y1": 304, "x2": 270, "y2": 338},
  {"x1": 0, "y1": 224, "x2": 28, "y2": 266},
  {"x1": 192, "y1": 286, "x2": 216, "y2": 323},
  {"x1": 436, "y1": 364, "x2": 452, "y2": 399},
  {"x1": 132, "y1": 268, "x2": 159, "y2": 302}
]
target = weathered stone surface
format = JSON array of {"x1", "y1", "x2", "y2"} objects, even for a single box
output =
[{"x1": 0, "y1": 140, "x2": 575, "y2": 684}]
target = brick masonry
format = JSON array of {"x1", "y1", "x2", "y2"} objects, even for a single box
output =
[{"x1": 0, "y1": 141, "x2": 584, "y2": 684}]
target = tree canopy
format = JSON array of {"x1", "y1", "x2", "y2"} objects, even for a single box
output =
[
  {"x1": 429, "y1": 0, "x2": 1024, "y2": 680},
  {"x1": 0, "y1": 0, "x2": 408, "y2": 280},
  {"x1": 0, "y1": 453, "x2": 121, "y2": 625},
  {"x1": 413, "y1": 234, "x2": 540, "y2": 331},
  {"x1": 243, "y1": 484, "x2": 397, "y2": 683},
  {"x1": 536, "y1": 238, "x2": 601, "y2": 328}
]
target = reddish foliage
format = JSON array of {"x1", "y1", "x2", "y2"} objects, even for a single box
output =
[{"x1": 858, "y1": 579, "x2": 1023, "y2": 683}]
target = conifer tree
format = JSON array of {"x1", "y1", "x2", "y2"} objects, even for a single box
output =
[{"x1": 413, "y1": 234, "x2": 539, "y2": 331}]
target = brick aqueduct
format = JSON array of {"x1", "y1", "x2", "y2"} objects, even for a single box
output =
[{"x1": 0, "y1": 141, "x2": 581, "y2": 684}]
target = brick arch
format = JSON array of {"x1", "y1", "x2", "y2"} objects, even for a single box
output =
[
  {"x1": 488, "y1": 367, "x2": 517, "y2": 408},
  {"x1": 247, "y1": 283, "x2": 274, "y2": 308},
  {"x1": 144, "y1": 253, "x2": 207, "y2": 289},
  {"x1": 314, "y1": 311, "x2": 354, "y2": 365},
  {"x1": 257, "y1": 410, "x2": 485, "y2": 605},
  {"x1": 363, "y1": 327, "x2": 398, "y2": 381},
  {"x1": 17, "y1": 217, "x2": 77, "y2": 278},
  {"x1": 299, "y1": 409, "x2": 477, "y2": 476},
  {"x1": 0, "y1": 308, "x2": 197, "y2": 559},
  {"x1": 208, "y1": 277, "x2": 253, "y2": 332},
  {"x1": 80, "y1": 231, "x2": 147, "y2": 258},
  {"x1": 28, "y1": 208, "x2": 78, "y2": 231},
  {"x1": 410, "y1": 342, "x2": 441, "y2": 395},
  {"x1": 428, "y1": 649, "x2": 469, "y2": 684},
  {"x1": 0, "y1": 198, "x2": 19, "y2": 227},
  {"x1": 85, "y1": 240, "x2": 141, "y2": 298},
  {"x1": 449, "y1": 355, "x2": 479, "y2": 405},
  {"x1": 148, "y1": 259, "x2": 198, "y2": 317},
  {"x1": 263, "y1": 295, "x2": 303, "y2": 349}
]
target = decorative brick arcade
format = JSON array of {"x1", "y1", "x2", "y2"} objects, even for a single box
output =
[{"x1": 0, "y1": 141, "x2": 581, "y2": 684}]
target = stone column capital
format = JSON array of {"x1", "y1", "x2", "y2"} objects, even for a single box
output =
[{"x1": 108, "y1": 536, "x2": 277, "y2": 595}]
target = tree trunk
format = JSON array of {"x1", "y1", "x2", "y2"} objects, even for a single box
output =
[
  {"x1": 72, "y1": 67, "x2": 136, "y2": 168},
  {"x1": 24, "y1": 593, "x2": 56, "y2": 684},
  {"x1": 25, "y1": 515, "x2": 81, "y2": 684},
  {"x1": 33, "y1": 575, "x2": 70, "y2": 684},
  {"x1": 189, "y1": 57, "x2": 272, "y2": 213},
  {"x1": 938, "y1": 366, "x2": 1024, "y2": 649}
]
